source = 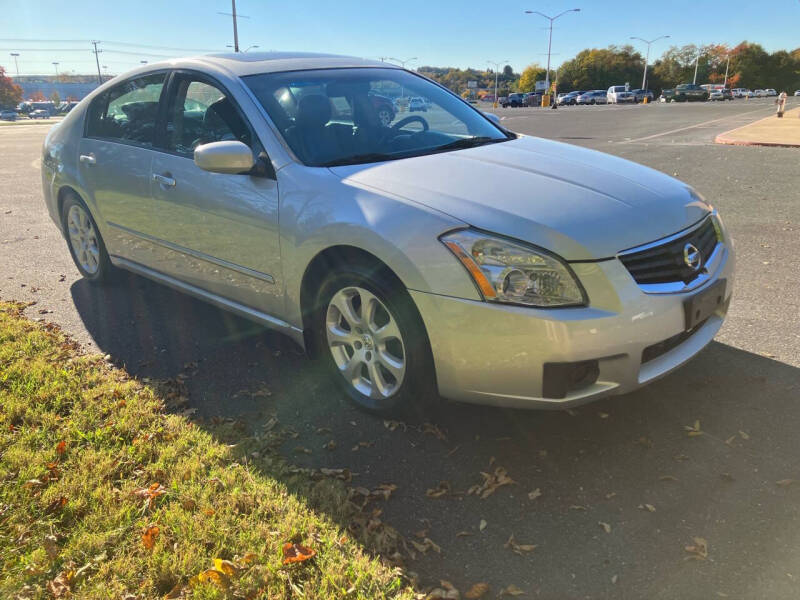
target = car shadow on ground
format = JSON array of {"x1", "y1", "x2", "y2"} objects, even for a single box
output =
[{"x1": 71, "y1": 272, "x2": 800, "y2": 599}]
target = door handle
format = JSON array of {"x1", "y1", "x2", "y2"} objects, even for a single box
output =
[
  {"x1": 152, "y1": 173, "x2": 176, "y2": 187},
  {"x1": 79, "y1": 154, "x2": 96, "y2": 165}
]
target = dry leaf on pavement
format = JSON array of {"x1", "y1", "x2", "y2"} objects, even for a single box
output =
[
  {"x1": 467, "y1": 466, "x2": 515, "y2": 499},
  {"x1": 527, "y1": 488, "x2": 542, "y2": 500},
  {"x1": 505, "y1": 533, "x2": 537, "y2": 555},
  {"x1": 426, "y1": 580, "x2": 460, "y2": 599},
  {"x1": 684, "y1": 536, "x2": 708, "y2": 560},
  {"x1": 499, "y1": 584, "x2": 525, "y2": 596},
  {"x1": 465, "y1": 582, "x2": 490, "y2": 598},
  {"x1": 684, "y1": 420, "x2": 703, "y2": 437},
  {"x1": 598, "y1": 521, "x2": 612, "y2": 534},
  {"x1": 383, "y1": 420, "x2": 407, "y2": 432},
  {"x1": 639, "y1": 503, "x2": 656, "y2": 513},
  {"x1": 479, "y1": 519, "x2": 487, "y2": 532},
  {"x1": 427, "y1": 481, "x2": 452, "y2": 498}
]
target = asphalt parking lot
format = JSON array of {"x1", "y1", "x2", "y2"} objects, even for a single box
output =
[{"x1": 2, "y1": 98, "x2": 799, "y2": 599}]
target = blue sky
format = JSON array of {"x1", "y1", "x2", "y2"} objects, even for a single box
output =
[{"x1": 2, "y1": 0, "x2": 798, "y2": 76}]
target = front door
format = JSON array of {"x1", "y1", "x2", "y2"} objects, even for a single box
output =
[
  {"x1": 147, "y1": 72, "x2": 282, "y2": 317},
  {"x1": 78, "y1": 72, "x2": 167, "y2": 266}
]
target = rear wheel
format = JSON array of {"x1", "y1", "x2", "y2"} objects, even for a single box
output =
[
  {"x1": 311, "y1": 262, "x2": 436, "y2": 416},
  {"x1": 61, "y1": 193, "x2": 115, "y2": 283}
]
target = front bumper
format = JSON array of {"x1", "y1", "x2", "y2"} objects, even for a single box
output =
[{"x1": 411, "y1": 243, "x2": 734, "y2": 409}]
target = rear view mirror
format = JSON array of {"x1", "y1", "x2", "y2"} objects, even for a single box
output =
[{"x1": 194, "y1": 141, "x2": 255, "y2": 174}]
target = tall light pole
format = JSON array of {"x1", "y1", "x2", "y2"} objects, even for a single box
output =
[
  {"x1": 487, "y1": 60, "x2": 509, "y2": 107},
  {"x1": 693, "y1": 52, "x2": 701, "y2": 85},
  {"x1": 524, "y1": 8, "x2": 580, "y2": 104},
  {"x1": 52, "y1": 62, "x2": 59, "y2": 79},
  {"x1": 630, "y1": 35, "x2": 669, "y2": 90},
  {"x1": 218, "y1": 0, "x2": 250, "y2": 52},
  {"x1": 723, "y1": 53, "x2": 731, "y2": 88},
  {"x1": 10, "y1": 53, "x2": 20, "y2": 77}
]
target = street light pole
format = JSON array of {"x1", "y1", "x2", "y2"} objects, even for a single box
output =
[
  {"x1": 52, "y1": 62, "x2": 59, "y2": 79},
  {"x1": 10, "y1": 53, "x2": 20, "y2": 77},
  {"x1": 524, "y1": 8, "x2": 580, "y2": 104},
  {"x1": 693, "y1": 53, "x2": 700, "y2": 85},
  {"x1": 91, "y1": 40, "x2": 102, "y2": 84},
  {"x1": 630, "y1": 35, "x2": 670, "y2": 90},
  {"x1": 487, "y1": 60, "x2": 509, "y2": 107},
  {"x1": 723, "y1": 53, "x2": 730, "y2": 88}
]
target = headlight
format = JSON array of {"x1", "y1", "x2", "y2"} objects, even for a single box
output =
[{"x1": 440, "y1": 229, "x2": 587, "y2": 307}]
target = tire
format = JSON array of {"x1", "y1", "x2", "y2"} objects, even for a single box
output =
[
  {"x1": 590, "y1": 99, "x2": 596, "y2": 105},
  {"x1": 61, "y1": 192, "x2": 115, "y2": 283},
  {"x1": 311, "y1": 261, "x2": 436, "y2": 416}
]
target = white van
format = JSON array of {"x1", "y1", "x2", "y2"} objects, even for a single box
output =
[{"x1": 607, "y1": 86, "x2": 634, "y2": 104}]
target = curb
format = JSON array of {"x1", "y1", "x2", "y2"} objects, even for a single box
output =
[{"x1": 714, "y1": 108, "x2": 800, "y2": 148}]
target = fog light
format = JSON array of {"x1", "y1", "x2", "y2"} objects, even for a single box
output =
[{"x1": 542, "y1": 360, "x2": 600, "y2": 399}]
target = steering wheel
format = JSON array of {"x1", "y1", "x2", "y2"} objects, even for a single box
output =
[{"x1": 391, "y1": 115, "x2": 429, "y2": 133}]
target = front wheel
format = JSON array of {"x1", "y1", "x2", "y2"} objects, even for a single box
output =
[
  {"x1": 61, "y1": 193, "x2": 115, "y2": 283},
  {"x1": 312, "y1": 263, "x2": 436, "y2": 415}
]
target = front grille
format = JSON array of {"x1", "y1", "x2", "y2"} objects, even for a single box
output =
[{"x1": 619, "y1": 218, "x2": 719, "y2": 285}]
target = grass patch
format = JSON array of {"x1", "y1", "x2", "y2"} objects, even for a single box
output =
[{"x1": 0, "y1": 301, "x2": 414, "y2": 599}]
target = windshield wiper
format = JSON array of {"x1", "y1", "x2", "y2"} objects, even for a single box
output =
[
  {"x1": 430, "y1": 136, "x2": 508, "y2": 153},
  {"x1": 320, "y1": 153, "x2": 397, "y2": 167}
]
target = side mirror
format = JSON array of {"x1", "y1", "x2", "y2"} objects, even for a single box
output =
[
  {"x1": 485, "y1": 113, "x2": 501, "y2": 126},
  {"x1": 194, "y1": 141, "x2": 255, "y2": 174}
]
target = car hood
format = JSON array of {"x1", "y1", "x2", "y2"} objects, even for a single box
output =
[{"x1": 329, "y1": 135, "x2": 709, "y2": 260}]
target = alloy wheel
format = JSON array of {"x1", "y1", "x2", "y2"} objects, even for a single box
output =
[
  {"x1": 325, "y1": 286, "x2": 406, "y2": 400},
  {"x1": 66, "y1": 204, "x2": 100, "y2": 274}
]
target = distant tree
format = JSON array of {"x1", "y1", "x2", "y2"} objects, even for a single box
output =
[
  {"x1": 30, "y1": 90, "x2": 46, "y2": 102},
  {"x1": 518, "y1": 63, "x2": 546, "y2": 92},
  {"x1": 558, "y1": 45, "x2": 643, "y2": 92},
  {"x1": 0, "y1": 66, "x2": 23, "y2": 109},
  {"x1": 503, "y1": 64, "x2": 514, "y2": 78},
  {"x1": 50, "y1": 91, "x2": 61, "y2": 105}
]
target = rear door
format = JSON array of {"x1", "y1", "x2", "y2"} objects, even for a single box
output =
[
  {"x1": 146, "y1": 71, "x2": 282, "y2": 317},
  {"x1": 78, "y1": 72, "x2": 167, "y2": 266}
]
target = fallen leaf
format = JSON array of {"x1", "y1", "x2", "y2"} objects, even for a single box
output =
[
  {"x1": 238, "y1": 552, "x2": 258, "y2": 566},
  {"x1": 724, "y1": 435, "x2": 736, "y2": 447},
  {"x1": 639, "y1": 503, "x2": 656, "y2": 513},
  {"x1": 527, "y1": 488, "x2": 542, "y2": 501},
  {"x1": 142, "y1": 525, "x2": 159, "y2": 550},
  {"x1": 611, "y1": 575, "x2": 618, "y2": 584},
  {"x1": 427, "y1": 481, "x2": 451, "y2": 499},
  {"x1": 410, "y1": 537, "x2": 441, "y2": 554},
  {"x1": 739, "y1": 430, "x2": 750, "y2": 440},
  {"x1": 479, "y1": 519, "x2": 487, "y2": 532},
  {"x1": 56, "y1": 440, "x2": 67, "y2": 455},
  {"x1": 599, "y1": 521, "x2": 612, "y2": 534},
  {"x1": 467, "y1": 465, "x2": 516, "y2": 499},
  {"x1": 371, "y1": 483, "x2": 397, "y2": 501},
  {"x1": 44, "y1": 495, "x2": 67, "y2": 514},
  {"x1": 465, "y1": 582, "x2": 490, "y2": 599},
  {"x1": 282, "y1": 542, "x2": 316, "y2": 565},
  {"x1": 776, "y1": 479, "x2": 796, "y2": 487},
  {"x1": 456, "y1": 530, "x2": 474, "y2": 537},
  {"x1": 163, "y1": 582, "x2": 184, "y2": 598},
  {"x1": 43, "y1": 535, "x2": 59, "y2": 560},
  {"x1": 427, "y1": 580, "x2": 460, "y2": 599},
  {"x1": 323, "y1": 440, "x2": 336, "y2": 451},
  {"x1": 499, "y1": 584, "x2": 525, "y2": 596},
  {"x1": 684, "y1": 420, "x2": 703, "y2": 437},
  {"x1": 132, "y1": 483, "x2": 167, "y2": 511},
  {"x1": 190, "y1": 569, "x2": 229, "y2": 588},
  {"x1": 505, "y1": 533, "x2": 537, "y2": 555},
  {"x1": 598, "y1": 412, "x2": 609, "y2": 419},
  {"x1": 46, "y1": 570, "x2": 74, "y2": 598},
  {"x1": 383, "y1": 420, "x2": 407, "y2": 432},
  {"x1": 351, "y1": 441, "x2": 375, "y2": 451},
  {"x1": 420, "y1": 422, "x2": 448, "y2": 441},
  {"x1": 684, "y1": 536, "x2": 708, "y2": 560},
  {"x1": 319, "y1": 468, "x2": 353, "y2": 482},
  {"x1": 213, "y1": 558, "x2": 239, "y2": 576},
  {"x1": 605, "y1": 492, "x2": 617, "y2": 499},
  {"x1": 315, "y1": 427, "x2": 332, "y2": 435}
]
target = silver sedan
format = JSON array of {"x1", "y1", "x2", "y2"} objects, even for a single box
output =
[{"x1": 41, "y1": 52, "x2": 734, "y2": 414}]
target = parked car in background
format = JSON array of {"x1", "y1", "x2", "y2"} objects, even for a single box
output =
[
  {"x1": 744, "y1": 90, "x2": 755, "y2": 98},
  {"x1": 731, "y1": 88, "x2": 746, "y2": 98},
  {"x1": 661, "y1": 83, "x2": 709, "y2": 102},
  {"x1": 367, "y1": 91, "x2": 396, "y2": 126},
  {"x1": 29, "y1": 109, "x2": 50, "y2": 119},
  {"x1": 523, "y1": 92, "x2": 542, "y2": 107},
  {"x1": 557, "y1": 91, "x2": 582, "y2": 105},
  {"x1": 607, "y1": 86, "x2": 635, "y2": 104},
  {"x1": 408, "y1": 97, "x2": 427, "y2": 112},
  {"x1": 0, "y1": 109, "x2": 17, "y2": 121},
  {"x1": 794, "y1": 90, "x2": 800, "y2": 96},
  {"x1": 709, "y1": 88, "x2": 733, "y2": 101},
  {"x1": 632, "y1": 89, "x2": 654, "y2": 103},
  {"x1": 42, "y1": 52, "x2": 735, "y2": 413},
  {"x1": 577, "y1": 90, "x2": 608, "y2": 105},
  {"x1": 765, "y1": 89, "x2": 777, "y2": 97},
  {"x1": 754, "y1": 89, "x2": 766, "y2": 97},
  {"x1": 502, "y1": 93, "x2": 523, "y2": 108}
]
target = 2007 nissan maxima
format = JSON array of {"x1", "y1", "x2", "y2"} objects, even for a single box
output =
[{"x1": 41, "y1": 52, "x2": 734, "y2": 414}]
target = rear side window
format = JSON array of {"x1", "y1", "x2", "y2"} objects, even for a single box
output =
[{"x1": 85, "y1": 73, "x2": 166, "y2": 147}]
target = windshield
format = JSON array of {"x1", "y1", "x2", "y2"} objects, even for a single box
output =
[{"x1": 243, "y1": 68, "x2": 511, "y2": 167}]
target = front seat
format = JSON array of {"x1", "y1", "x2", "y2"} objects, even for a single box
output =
[{"x1": 286, "y1": 94, "x2": 341, "y2": 165}]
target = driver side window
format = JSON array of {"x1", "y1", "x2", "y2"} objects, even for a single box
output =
[{"x1": 165, "y1": 77, "x2": 252, "y2": 157}]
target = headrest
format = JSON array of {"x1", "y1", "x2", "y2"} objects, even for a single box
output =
[{"x1": 297, "y1": 94, "x2": 331, "y2": 128}]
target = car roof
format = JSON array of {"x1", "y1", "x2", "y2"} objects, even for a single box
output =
[{"x1": 120, "y1": 51, "x2": 401, "y2": 79}]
